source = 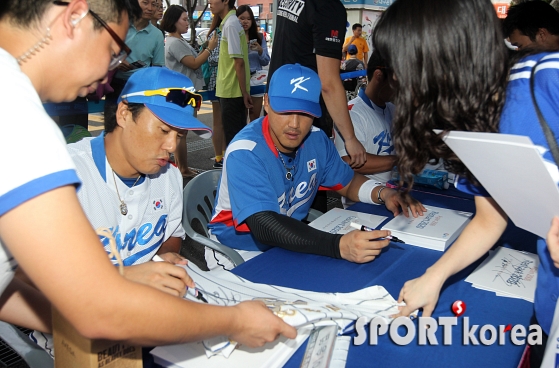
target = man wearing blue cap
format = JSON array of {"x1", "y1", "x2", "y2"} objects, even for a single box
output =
[
  {"x1": 31, "y1": 67, "x2": 297, "y2": 359},
  {"x1": 68, "y1": 67, "x2": 211, "y2": 295},
  {"x1": 207, "y1": 64, "x2": 425, "y2": 270}
]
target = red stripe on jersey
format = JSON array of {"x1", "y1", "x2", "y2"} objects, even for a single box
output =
[
  {"x1": 262, "y1": 116, "x2": 278, "y2": 157},
  {"x1": 348, "y1": 104, "x2": 355, "y2": 110},
  {"x1": 210, "y1": 210, "x2": 235, "y2": 227},
  {"x1": 319, "y1": 183, "x2": 344, "y2": 191},
  {"x1": 233, "y1": 220, "x2": 250, "y2": 232}
]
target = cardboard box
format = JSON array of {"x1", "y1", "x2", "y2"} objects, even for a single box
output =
[{"x1": 53, "y1": 308, "x2": 142, "y2": 368}]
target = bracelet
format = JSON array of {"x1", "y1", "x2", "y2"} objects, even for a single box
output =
[
  {"x1": 205, "y1": 48, "x2": 212, "y2": 55},
  {"x1": 377, "y1": 186, "x2": 386, "y2": 204}
]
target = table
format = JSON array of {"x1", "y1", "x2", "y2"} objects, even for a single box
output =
[{"x1": 231, "y1": 190, "x2": 539, "y2": 368}]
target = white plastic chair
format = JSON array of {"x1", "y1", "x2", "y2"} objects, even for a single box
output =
[{"x1": 182, "y1": 170, "x2": 245, "y2": 267}]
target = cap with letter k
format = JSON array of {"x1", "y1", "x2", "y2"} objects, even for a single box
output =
[{"x1": 268, "y1": 63, "x2": 322, "y2": 118}]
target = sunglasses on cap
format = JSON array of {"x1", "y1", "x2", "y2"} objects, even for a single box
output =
[{"x1": 120, "y1": 88, "x2": 203, "y2": 109}]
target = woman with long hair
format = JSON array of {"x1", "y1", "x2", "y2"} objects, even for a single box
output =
[
  {"x1": 161, "y1": 5, "x2": 218, "y2": 179},
  {"x1": 374, "y1": 0, "x2": 558, "y2": 365},
  {"x1": 236, "y1": 4, "x2": 269, "y2": 122}
]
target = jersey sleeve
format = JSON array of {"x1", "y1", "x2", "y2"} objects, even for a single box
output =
[
  {"x1": 226, "y1": 147, "x2": 282, "y2": 226},
  {"x1": 311, "y1": 0, "x2": 347, "y2": 60},
  {"x1": 0, "y1": 72, "x2": 80, "y2": 216}
]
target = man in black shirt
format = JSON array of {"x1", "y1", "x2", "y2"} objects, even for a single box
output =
[{"x1": 269, "y1": 0, "x2": 366, "y2": 169}]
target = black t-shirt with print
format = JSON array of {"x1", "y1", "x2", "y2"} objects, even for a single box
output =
[{"x1": 268, "y1": 0, "x2": 347, "y2": 81}]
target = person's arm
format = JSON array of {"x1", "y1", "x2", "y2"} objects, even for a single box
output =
[
  {"x1": 256, "y1": 37, "x2": 270, "y2": 66},
  {"x1": 234, "y1": 57, "x2": 252, "y2": 109},
  {"x1": 363, "y1": 52, "x2": 368, "y2": 70},
  {"x1": 0, "y1": 186, "x2": 296, "y2": 346},
  {"x1": 340, "y1": 154, "x2": 396, "y2": 176},
  {"x1": 316, "y1": 55, "x2": 366, "y2": 168},
  {"x1": 342, "y1": 36, "x2": 356, "y2": 53},
  {"x1": 179, "y1": 34, "x2": 218, "y2": 70},
  {"x1": 337, "y1": 173, "x2": 425, "y2": 218},
  {"x1": 395, "y1": 196, "x2": 508, "y2": 317},
  {"x1": 245, "y1": 211, "x2": 393, "y2": 263},
  {"x1": 0, "y1": 277, "x2": 51, "y2": 333}
]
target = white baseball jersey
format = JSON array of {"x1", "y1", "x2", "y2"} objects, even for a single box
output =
[
  {"x1": 0, "y1": 49, "x2": 81, "y2": 294},
  {"x1": 334, "y1": 87, "x2": 395, "y2": 184},
  {"x1": 67, "y1": 134, "x2": 185, "y2": 266},
  {"x1": 334, "y1": 88, "x2": 395, "y2": 207}
]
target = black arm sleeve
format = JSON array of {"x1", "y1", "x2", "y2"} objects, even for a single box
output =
[{"x1": 245, "y1": 211, "x2": 343, "y2": 259}]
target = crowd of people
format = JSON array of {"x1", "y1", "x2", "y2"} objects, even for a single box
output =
[{"x1": 1, "y1": 0, "x2": 559, "y2": 366}]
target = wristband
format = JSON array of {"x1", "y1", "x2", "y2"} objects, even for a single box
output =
[
  {"x1": 205, "y1": 48, "x2": 212, "y2": 55},
  {"x1": 358, "y1": 180, "x2": 382, "y2": 205}
]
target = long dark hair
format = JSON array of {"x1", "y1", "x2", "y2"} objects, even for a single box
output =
[
  {"x1": 160, "y1": 4, "x2": 186, "y2": 33},
  {"x1": 373, "y1": 0, "x2": 509, "y2": 188},
  {"x1": 236, "y1": 5, "x2": 262, "y2": 45}
]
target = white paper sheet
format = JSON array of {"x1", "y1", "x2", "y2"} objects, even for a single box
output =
[
  {"x1": 465, "y1": 247, "x2": 539, "y2": 302},
  {"x1": 308, "y1": 208, "x2": 387, "y2": 234}
]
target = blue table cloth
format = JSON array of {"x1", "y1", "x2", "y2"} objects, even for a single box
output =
[{"x1": 231, "y1": 190, "x2": 539, "y2": 368}]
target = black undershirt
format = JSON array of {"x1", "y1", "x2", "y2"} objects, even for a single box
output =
[{"x1": 245, "y1": 211, "x2": 343, "y2": 259}]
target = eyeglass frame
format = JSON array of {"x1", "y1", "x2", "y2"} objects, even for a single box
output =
[
  {"x1": 120, "y1": 88, "x2": 204, "y2": 109},
  {"x1": 53, "y1": 1, "x2": 131, "y2": 70}
]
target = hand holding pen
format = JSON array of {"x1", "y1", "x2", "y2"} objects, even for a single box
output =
[
  {"x1": 349, "y1": 223, "x2": 405, "y2": 243},
  {"x1": 338, "y1": 225, "x2": 394, "y2": 263},
  {"x1": 152, "y1": 255, "x2": 208, "y2": 303}
]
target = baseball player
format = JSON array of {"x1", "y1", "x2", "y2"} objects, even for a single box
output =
[
  {"x1": 68, "y1": 67, "x2": 212, "y2": 295},
  {"x1": 207, "y1": 64, "x2": 425, "y2": 270}
]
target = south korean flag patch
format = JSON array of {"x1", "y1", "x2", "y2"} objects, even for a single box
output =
[{"x1": 307, "y1": 159, "x2": 317, "y2": 172}]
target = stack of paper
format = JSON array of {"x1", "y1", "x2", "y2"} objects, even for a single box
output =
[
  {"x1": 308, "y1": 208, "x2": 387, "y2": 234},
  {"x1": 465, "y1": 246, "x2": 539, "y2": 302},
  {"x1": 380, "y1": 205, "x2": 473, "y2": 251}
]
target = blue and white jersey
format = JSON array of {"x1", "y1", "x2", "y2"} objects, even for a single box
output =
[
  {"x1": 335, "y1": 87, "x2": 395, "y2": 184},
  {"x1": 0, "y1": 49, "x2": 80, "y2": 294},
  {"x1": 209, "y1": 116, "x2": 354, "y2": 251},
  {"x1": 67, "y1": 134, "x2": 185, "y2": 266},
  {"x1": 457, "y1": 52, "x2": 559, "y2": 335}
]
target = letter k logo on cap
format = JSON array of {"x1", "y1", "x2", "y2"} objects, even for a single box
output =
[{"x1": 290, "y1": 77, "x2": 311, "y2": 93}]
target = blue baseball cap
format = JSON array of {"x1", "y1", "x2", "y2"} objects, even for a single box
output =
[
  {"x1": 347, "y1": 44, "x2": 358, "y2": 54},
  {"x1": 118, "y1": 67, "x2": 212, "y2": 138},
  {"x1": 268, "y1": 63, "x2": 322, "y2": 118}
]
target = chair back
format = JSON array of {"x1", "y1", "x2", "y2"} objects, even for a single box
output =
[{"x1": 182, "y1": 170, "x2": 245, "y2": 267}]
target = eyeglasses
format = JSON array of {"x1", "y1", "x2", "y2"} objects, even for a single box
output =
[
  {"x1": 53, "y1": 1, "x2": 131, "y2": 70},
  {"x1": 121, "y1": 88, "x2": 203, "y2": 109}
]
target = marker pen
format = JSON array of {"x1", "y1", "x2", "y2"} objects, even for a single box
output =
[{"x1": 349, "y1": 222, "x2": 405, "y2": 244}]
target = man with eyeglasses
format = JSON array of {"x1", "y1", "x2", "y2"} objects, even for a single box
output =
[{"x1": 1, "y1": 0, "x2": 294, "y2": 355}]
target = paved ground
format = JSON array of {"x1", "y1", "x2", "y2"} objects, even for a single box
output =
[{"x1": 87, "y1": 104, "x2": 342, "y2": 269}]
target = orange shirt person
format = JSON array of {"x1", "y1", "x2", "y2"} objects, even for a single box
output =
[{"x1": 342, "y1": 23, "x2": 370, "y2": 69}]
